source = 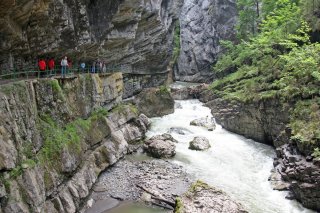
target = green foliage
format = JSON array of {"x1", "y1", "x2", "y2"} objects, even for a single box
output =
[
  {"x1": 172, "y1": 21, "x2": 181, "y2": 63},
  {"x1": 212, "y1": 0, "x2": 320, "y2": 152},
  {"x1": 189, "y1": 180, "x2": 210, "y2": 192},
  {"x1": 174, "y1": 197, "x2": 184, "y2": 213},
  {"x1": 158, "y1": 85, "x2": 170, "y2": 95},
  {"x1": 312, "y1": 148, "x2": 320, "y2": 160},
  {"x1": 37, "y1": 107, "x2": 111, "y2": 168},
  {"x1": 112, "y1": 103, "x2": 138, "y2": 115},
  {"x1": 290, "y1": 99, "x2": 320, "y2": 149},
  {"x1": 10, "y1": 165, "x2": 23, "y2": 179},
  {"x1": 91, "y1": 108, "x2": 109, "y2": 119},
  {"x1": 237, "y1": 0, "x2": 261, "y2": 39},
  {"x1": 50, "y1": 80, "x2": 62, "y2": 93}
]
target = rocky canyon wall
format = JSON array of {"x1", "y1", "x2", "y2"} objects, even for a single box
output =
[
  {"x1": 175, "y1": 0, "x2": 237, "y2": 82},
  {"x1": 200, "y1": 92, "x2": 320, "y2": 211},
  {"x1": 0, "y1": 0, "x2": 183, "y2": 75},
  {"x1": 0, "y1": 73, "x2": 151, "y2": 213}
]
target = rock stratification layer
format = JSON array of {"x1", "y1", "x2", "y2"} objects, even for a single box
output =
[{"x1": 0, "y1": 74, "x2": 150, "y2": 213}]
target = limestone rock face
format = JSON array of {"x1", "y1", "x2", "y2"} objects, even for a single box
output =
[
  {"x1": 171, "y1": 84, "x2": 209, "y2": 100},
  {"x1": 189, "y1": 136, "x2": 211, "y2": 151},
  {"x1": 0, "y1": 74, "x2": 149, "y2": 213},
  {"x1": 175, "y1": 0, "x2": 237, "y2": 82},
  {"x1": 175, "y1": 181, "x2": 247, "y2": 213},
  {"x1": 0, "y1": 0, "x2": 183, "y2": 76},
  {"x1": 205, "y1": 98, "x2": 290, "y2": 145},
  {"x1": 135, "y1": 87, "x2": 175, "y2": 118},
  {"x1": 144, "y1": 134, "x2": 177, "y2": 158}
]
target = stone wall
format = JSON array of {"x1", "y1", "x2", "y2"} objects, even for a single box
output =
[
  {"x1": 0, "y1": 73, "x2": 150, "y2": 213},
  {"x1": 0, "y1": 0, "x2": 183, "y2": 75}
]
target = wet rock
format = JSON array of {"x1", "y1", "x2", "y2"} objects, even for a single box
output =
[
  {"x1": 285, "y1": 192, "x2": 295, "y2": 200},
  {"x1": 135, "y1": 88, "x2": 174, "y2": 118},
  {"x1": 138, "y1": 114, "x2": 151, "y2": 129},
  {"x1": 190, "y1": 117, "x2": 216, "y2": 131},
  {"x1": 175, "y1": 102, "x2": 183, "y2": 109},
  {"x1": 149, "y1": 134, "x2": 178, "y2": 143},
  {"x1": 168, "y1": 127, "x2": 193, "y2": 135},
  {"x1": 273, "y1": 144, "x2": 320, "y2": 211},
  {"x1": 175, "y1": 181, "x2": 247, "y2": 213},
  {"x1": 171, "y1": 84, "x2": 209, "y2": 100},
  {"x1": 189, "y1": 137, "x2": 211, "y2": 151},
  {"x1": 144, "y1": 134, "x2": 176, "y2": 158}
]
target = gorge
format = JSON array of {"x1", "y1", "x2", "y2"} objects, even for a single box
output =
[{"x1": 1, "y1": 0, "x2": 320, "y2": 213}]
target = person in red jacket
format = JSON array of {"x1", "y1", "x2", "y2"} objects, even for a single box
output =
[
  {"x1": 48, "y1": 58, "x2": 55, "y2": 76},
  {"x1": 38, "y1": 59, "x2": 46, "y2": 78}
]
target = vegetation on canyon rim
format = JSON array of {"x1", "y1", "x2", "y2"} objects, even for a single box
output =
[{"x1": 211, "y1": 0, "x2": 320, "y2": 156}]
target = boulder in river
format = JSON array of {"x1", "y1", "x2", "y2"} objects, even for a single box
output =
[
  {"x1": 144, "y1": 134, "x2": 177, "y2": 158},
  {"x1": 175, "y1": 180, "x2": 247, "y2": 213},
  {"x1": 190, "y1": 117, "x2": 216, "y2": 131},
  {"x1": 189, "y1": 137, "x2": 211, "y2": 151},
  {"x1": 168, "y1": 127, "x2": 193, "y2": 135}
]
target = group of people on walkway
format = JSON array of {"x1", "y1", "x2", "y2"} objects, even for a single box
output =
[{"x1": 37, "y1": 56, "x2": 108, "y2": 78}]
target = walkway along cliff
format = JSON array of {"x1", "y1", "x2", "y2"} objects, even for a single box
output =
[{"x1": 0, "y1": 73, "x2": 154, "y2": 212}]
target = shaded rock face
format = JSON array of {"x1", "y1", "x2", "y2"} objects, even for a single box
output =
[
  {"x1": 0, "y1": 0, "x2": 183, "y2": 75},
  {"x1": 134, "y1": 87, "x2": 174, "y2": 118},
  {"x1": 170, "y1": 83, "x2": 209, "y2": 100},
  {"x1": 274, "y1": 144, "x2": 320, "y2": 210},
  {"x1": 175, "y1": 181, "x2": 247, "y2": 213},
  {"x1": 122, "y1": 73, "x2": 169, "y2": 99},
  {"x1": 205, "y1": 98, "x2": 290, "y2": 145},
  {"x1": 144, "y1": 134, "x2": 177, "y2": 158},
  {"x1": 189, "y1": 136, "x2": 211, "y2": 151},
  {"x1": 0, "y1": 74, "x2": 150, "y2": 213},
  {"x1": 175, "y1": 0, "x2": 237, "y2": 82}
]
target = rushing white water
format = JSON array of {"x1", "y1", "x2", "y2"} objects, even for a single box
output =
[{"x1": 146, "y1": 99, "x2": 314, "y2": 213}]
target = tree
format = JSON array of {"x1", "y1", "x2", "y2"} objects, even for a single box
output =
[{"x1": 236, "y1": 0, "x2": 262, "y2": 39}]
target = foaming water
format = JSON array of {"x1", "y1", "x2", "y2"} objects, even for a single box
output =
[{"x1": 146, "y1": 99, "x2": 314, "y2": 213}]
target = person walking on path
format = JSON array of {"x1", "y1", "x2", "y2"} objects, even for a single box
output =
[
  {"x1": 102, "y1": 62, "x2": 106, "y2": 73},
  {"x1": 91, "y1": 61, "x2": 96, "y2": 73},
  {"x1": 61, "y1": 56, "x2": 68, "y2": 78},
  {"x1": 99, "y1": 61, "x2": 103, "y2": 73},
  {"x1": 38, "y1": 59, "x2": 46, "y2": 78},
  {"x1": 48, "y1": 58, "x2": 55, "y2": 76},
  {"x1": 80, "y1": 62, "x2": 86, "y2": 72}
]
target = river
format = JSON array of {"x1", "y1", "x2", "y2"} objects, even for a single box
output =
[{"x1": 145, "y1": 99, "x2": 314, "y2": 213}]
